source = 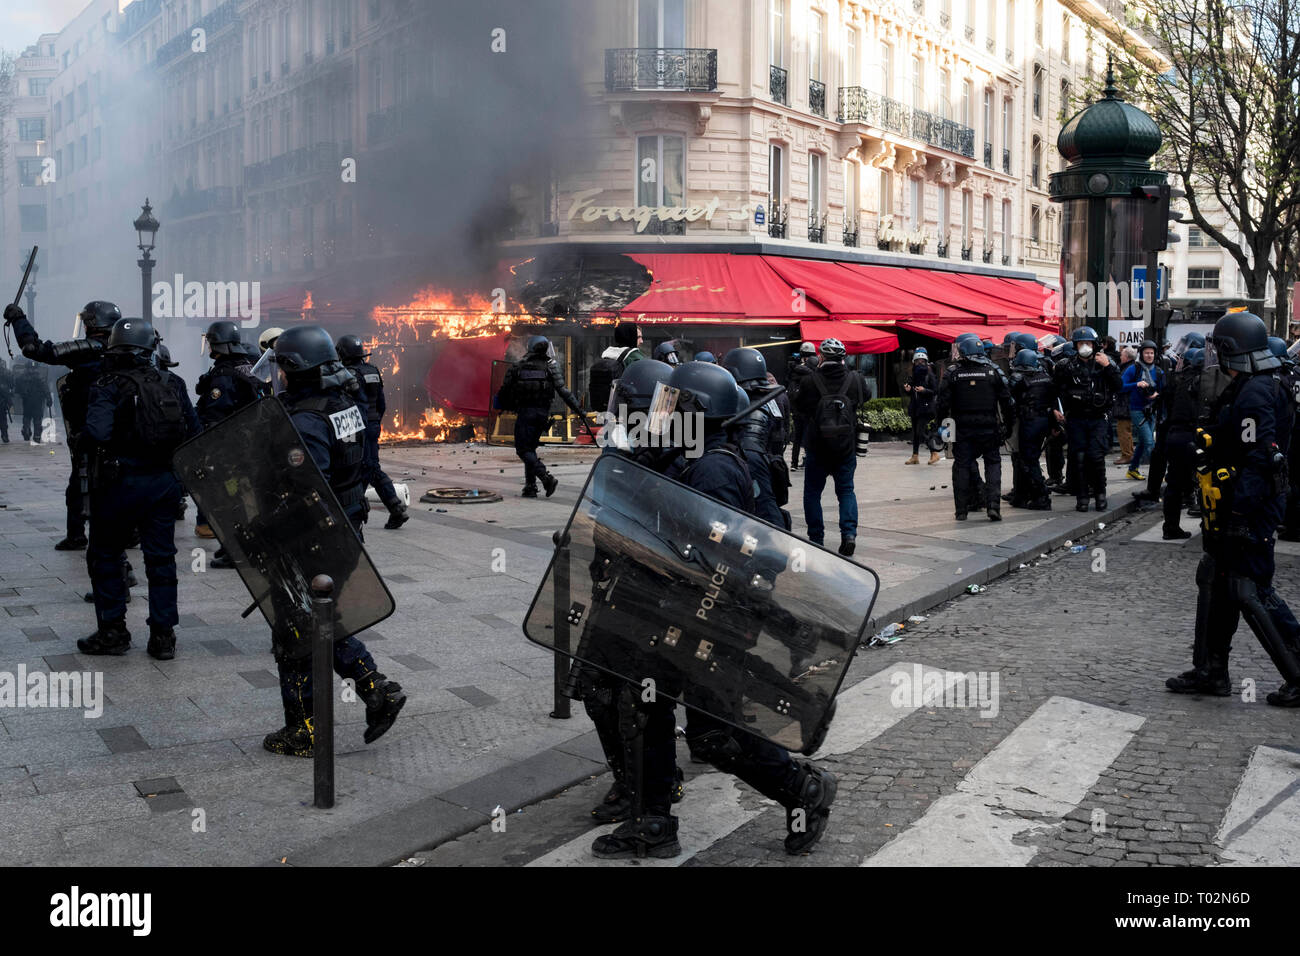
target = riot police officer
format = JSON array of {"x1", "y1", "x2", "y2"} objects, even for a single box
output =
[
  {"x1": 499, "y1": 335, "x2": 584, "y2": 498},
  {"x1": 1009, "y1": 348, "x2": 1060, "y2": 510},
  {"x1": 1002, "y1": 333, "x2": 1043, "y2": 507},
  {"x1": 0, "y1": 359, "x2": 12, "y2": 443},
  {"x1": 195, "y1": 321, "x2": 268, "y2": 547},
  {"x1": 787, "y1": 341, "x2": 820, "y2": 470},
  {"x1": 1167, "y1": 312, "x2": 1300, "y2": 706},
  {"x1": 4, "y1": 301, "x2": 119, "y2": 549},
  {"x1": 652, "y1": 340, "x2": 681, "y2": 366},
  {"x1": 1159, "y1": 347, "x2": 1207, "y2": 540},
  {"x1": 14, "y1": 358, "x2": 51, "y2": 443},
  {"x1": 78, "y1": 319, "x2": 200, "y2": 658},
  {"x1": 936, "y1": 335, "x2": 1015, "y2": 521},
  {"x1": 266, "y1": 327, "x2": 406, "y2": 755},
  {"x1": 591, "y1": 361, "x2": 838, "y2": 859},
  {"x1": 337, "y1": 334, "x2": 408, "y2": 529},
  {"x1": 1269, "y1": 337, "x2": 1300, "y2": 542},
  {"x1": 722, "y1": 347, "x2": 788, "y2": 528},
  {"x1": 1054, "y1": 326, "x2": 1122, "y2": 512},
  {"x1": 580, "y1": 358, "x2": 682, "y2": 825}
]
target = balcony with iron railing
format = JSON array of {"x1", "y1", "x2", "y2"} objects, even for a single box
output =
[
  {"x1": 842, "y1": 213, "x2": 860, "y2": 247},
  {"x1": 767, "y1": 200, "x2": 788, "y2": 239},
  {"x1": 156, "y1": 0, "x2": 239, "y2": 68},
  {"x1": 604, "y1": 48, "x2": 718, "y2": 92},
  {"x1": 838, "y1": 88, "x2": 974, "y2": 158},
  {"x1": 770, "y1": 65, "x2": 788, "y2": 105},
  {"x1": 808, "y1": 211, "x2": 827, "y2": 244},
  {"x1": 809, "y1": 79, "x2": 826, "y2": 117},
  {"x1": 983, "y1": 141, "x2": 994, "y2": 168},
  {"x1": 244, "y1": 142, "x2": 341, "y2": 190}
]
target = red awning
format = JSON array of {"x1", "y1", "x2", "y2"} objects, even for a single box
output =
[
  {"x1": 616, "y1": 253, "x2": 827, "y2": 323},
  {"x1": 890, "y1": 269, "x2": 1042, "y2": 321},
  {"x1": 800, "y1": 320, "x2": 899, "y2": 354},
  {"x1": 762, "y1": 256, "x2": 970, "y2": 321}
]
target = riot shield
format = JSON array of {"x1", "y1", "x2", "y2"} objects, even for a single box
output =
[
  {"x1": 172, "y1": 396, "x2": 394, "y2": 640},
  {"x1": 524, "y1": 454, "x2": 880, "y2": 755}
]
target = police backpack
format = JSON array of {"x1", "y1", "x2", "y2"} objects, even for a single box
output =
[{"x1": 117, "y1": 367, "x2": 187, "y2": 452}]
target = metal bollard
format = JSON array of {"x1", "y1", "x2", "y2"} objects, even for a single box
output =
[
  {"x1": 311, "y1": 574, "x2": 335, "y2": 809},
  {"x1": 550, "y1": 529, "x2": 571, "y2": 719}
]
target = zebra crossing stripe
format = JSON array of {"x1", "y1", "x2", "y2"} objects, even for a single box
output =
[
  {"x1": 1216, "y1": 745, "x2": 1300, "y2": 865},
  {"x1": 527, "y1": 662, "x2": 960, "y2": 866},
  {"x1": 863, "y1": 696, "x2": 1144, "y2": 866}
]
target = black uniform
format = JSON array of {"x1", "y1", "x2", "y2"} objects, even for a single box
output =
[
  {"x1": 936, "y1": 357, "x2": 1015, "y2": 519},
  {"x1": 1009, "y1": 366, "x2": 1057, "y2": 508},
  {"x1": 81, "y1": 352, "x2": 200, "y2": 654},
  {"x1": 732, "y1": 388, "x2": 789, "y2": 528},
  {"x1": 906, "y1": 360, "x2": 938, "y2": 455},
  {"x1": 502, "y1": 350, "x2": 582, "y2": 494},
  {"x1": 8, "y1": 311, "x2": 105, "y2": 543},
  {"x1": 1160, "y1": 365, "x2": 1206, "y2": 537},
  {"x1": 1055, "y1": 354, "x2": 1122, "y2": 508},
  {"x1": 14, "y1": 360, "x2": 51, "y2": 441},
  {"x1": 1176, "y1": 371, "x2": 1300, "y2": 702},
  {"x1": 787, "y1": 356, "x2": 818, "y2": 469},
  {"x1": 269, "y1": 382, "x2": 402, "y2": 753},
  {"x1": 343, "y1": 357, "x2": 401, "y2": 512},
  {"x1": 0, "y1": 361, "x2": 12, "y2": 442},
  {"x1": 196, "y1": 353, "x2": 265, "y2": 429}
]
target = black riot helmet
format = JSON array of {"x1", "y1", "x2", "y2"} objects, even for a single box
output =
[
  {"x1": 336, "y1": 334, "x2": 368, "y2": 364},
  {"x1": 154, "y1": 342, "x2": 179, "y2": 368},
  {"x1": 1209, "y1": 311, "x2": 1279, "y2": 373},
  {"x1": 1183, "y1": 347, "x2": 1205, "y2": 369},
  {"x1": 205, "y1": 319, "x2": 242, "y2": 355},
  {"x1": 721, "y1": 347, "x2": 768, "y2": 387},
  {"x1": 80, "y1": 301, "x2": 121, "y2": 340},
  {"x1": 1267, "y1": 336, "x2": 1289, "y2": 359},
  {"x1": 273, "y1": 325, "x2": 340, "y2": 373},
  {"x1": 1071, "y1": 325, "x2": 1098, "y2": 343},
  {"x1": 666, "y1": 360, "x2": 740, "y2": 421},
  {"x1": 108, "y1": 318, "x2": 156, "y2": 355},
  {"x1": 1012, "y1": 348, "x2": 1041, "y2": 371},
  {"x1": 608, "y1": 358, "x2": 673, "y2": 415},
  {"x1": 653, "y1": 340, "x2": 681, "y2": 365}
]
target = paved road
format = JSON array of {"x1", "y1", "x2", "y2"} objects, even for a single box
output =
[
  {"x1": 412, "y1": 509, "x2": 1300, "y2": 868},
  {"x1": 3, "y1": 432, "x2": 1282, "y2": 866}
]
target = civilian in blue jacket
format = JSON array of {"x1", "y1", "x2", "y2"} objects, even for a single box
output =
[{"x1": 1121, "y1": 339, "x2": 1165, "y2": 481}]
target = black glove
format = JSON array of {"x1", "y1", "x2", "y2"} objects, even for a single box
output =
[{"x1": 3, "y1": 304, "x2": 25, "y2": 325}]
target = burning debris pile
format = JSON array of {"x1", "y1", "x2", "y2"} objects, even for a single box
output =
[{"x1": 362, "y1": 288, "x2": 525, "y2": 444}]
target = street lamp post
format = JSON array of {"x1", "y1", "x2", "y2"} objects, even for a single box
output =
[{"x1": 133, "y1": 199, "x2": 160, "y2": 323}]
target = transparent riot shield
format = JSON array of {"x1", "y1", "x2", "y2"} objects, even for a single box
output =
[
  {"x1": 172, "y1": 396, "x2": 395, "y2": 640},
  {"x1": 524, "y1": 454, "x2": 880, "y2": 755}
]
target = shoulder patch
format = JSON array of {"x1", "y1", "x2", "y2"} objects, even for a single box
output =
[
  {"x1": 210, "y1": 388, "x2": 222, "y2": 400},
  {"x1": 363, "y1": 373, "x2": 381, "y2": 384},
  {"x1": 329, "y1": 405, "x2": 366, "y2": 441},
  {"x1": 763, "y1": 400, "x2": 780, "y2": 417}
]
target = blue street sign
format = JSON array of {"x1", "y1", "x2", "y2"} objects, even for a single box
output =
[
  {"x1": 1131, "y1": 264, "x2": 1167, "y2": 302},
  {"x1": 755, "y1": 205, "x2": 766, "y2": 226}
]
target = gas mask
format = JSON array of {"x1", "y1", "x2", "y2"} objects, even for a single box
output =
[{"x1": 1077, "y1": 343, "x2": 1094, "y2": 360}]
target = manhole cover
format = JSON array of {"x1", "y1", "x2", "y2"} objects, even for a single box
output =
[{"x1": 419, "y1": 487, "x2": 503, "y2": 505}]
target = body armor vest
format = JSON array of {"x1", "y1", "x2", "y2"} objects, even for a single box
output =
[
  {"x1": 287, "y1": 390, "x2": 366, "y2": 513},
  {"x1": 950, "y1": 362, "x2": 1000, "y2": 427},
  {"x1": 515, "y1": 357, "x2": 555, "y2": 409}
]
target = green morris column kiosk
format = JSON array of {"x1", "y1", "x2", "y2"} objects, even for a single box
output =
[{"x1": 1049, "y1": 60, "x2": 1167, "y2": 341}]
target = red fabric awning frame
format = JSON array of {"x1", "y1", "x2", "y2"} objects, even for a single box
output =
[{"x1": 799, "y1": 319, "x2": 899, "y2": 354}]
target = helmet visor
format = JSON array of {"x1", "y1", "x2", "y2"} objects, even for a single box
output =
[
  {"x1": 1289, "y1": 339, "x2": 1300, "y2": 362},
  {"x1": 645, "y1": 381, "x2": 682, "y2": 436},
  {"x1": 250, "y1": 347, "x2": 284, "y2": 395}
]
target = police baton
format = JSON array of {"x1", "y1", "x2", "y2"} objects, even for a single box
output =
[
  {"x1": 4, "y1": 246, "x2": 36, "y2": 357},
  {"x1": 311, "y1": 575, "x2": 336, "y2": 809}
]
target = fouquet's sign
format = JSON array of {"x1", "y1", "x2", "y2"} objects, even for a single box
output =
[{"x1": 566, "y1": 188, "x2": 757, "y2": 234}]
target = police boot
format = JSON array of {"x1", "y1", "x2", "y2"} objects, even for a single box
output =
[
  {"x1": 1026, "y1": 497, "x2": 1052, "y2": 510},
  {"x1": 591, "y1": 814, "x2": 681, "y2": 860},
  {"x1": 77, "y1": 620, "x2": 131, "y2": 656},
  {"x1": 355, "y1": 674, "x2": 407, "y2": 744},
  {"x1": 210, "y1": 548, "x2": 236, "y2": 569},
  {"x1": 55, "y1": 535, "x2": 87, "y2": 551},
  {"x1": 1076, "y1": 497, "x2": 1089, "y2": 513},
  {"x1": 541, "y1": 473, "x2": 559, "y2": 498},
  {"x1": 1267, "y1": 683, "x2": 1300, "y2": 706},
  {"x1": 783, "y1": 761, "x2": 838, "y2": 855},
  {"x1": 986, "y1": 507, "x2": 1001, "y2": 522},
  {"x1": 1165, "y1": 667, "x2": 1231, "y2": 696},
  {"x1": 383, "y1": 500, "x2": 409, "y2": 529},
  {"x1": 521, "y1": 484, "x2": 539, "y2": 498},
  {"x1": 146, "y1": 627, "x2": 176, "y2": 661},
  {"x1": 591, "y1": 777, "x2": 633, "y2": 824},
  {"x1": 263, "y1": 722, "x2": 314, "y2": 758},
  {"x1": 1094, "y1": 493, "x2": 1107, "y2": 511}
]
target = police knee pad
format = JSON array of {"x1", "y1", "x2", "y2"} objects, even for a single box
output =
[
  {"x1": 687, "y1": 729, "x2": 742, "y2": 767},
  {"x1": 271, "y1": 628, "x2": 311, "y2": 666},
  {"x1": 786, "y1": 760, "x2": 837, "y2": 812},
  {"x1": 581, "y1": 681, "x2": 616, "y2": 723}
]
